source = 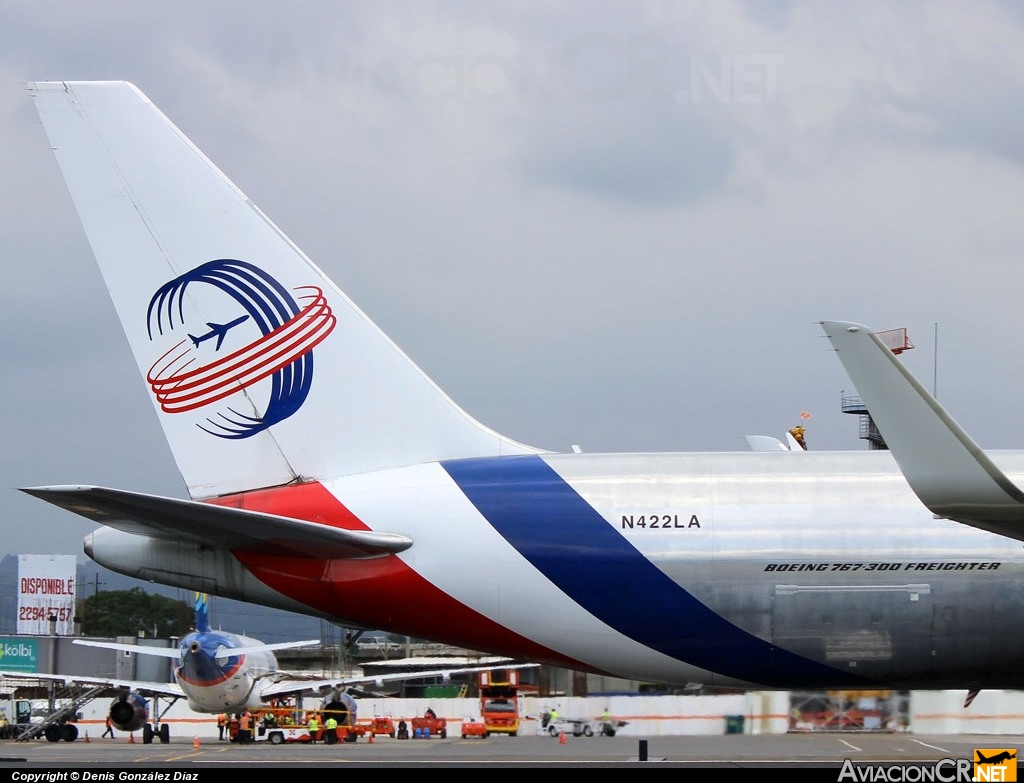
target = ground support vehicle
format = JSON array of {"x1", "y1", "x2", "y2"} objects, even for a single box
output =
[
  {"x1": 254, "y1": 724, "x2": 316, "y2": 745},
  {"x1": 355, "y1": 716, "x2": 396, "y2": 738},
  {"x1": 249, "y1": 700, "x2": 369, "y2": 744},
  {"x1": 410, "y1": 710, "x2": 447, "y2": 738},
  {"x1": 253, "y1": 723, "x2": 372, "y2": 744},
  {"x1": 460, "y1": 717, "x2": 488, "y2": 738},
  {"x1": 540, "y1": 713, "x2": 627, "y2": 737},
  {"x1": 478, "y1": 670, "x2": 523, "y2": 736},
  {"x1": 542, "y1": 715, "x2": 596, "y2": 737},
  {"x1": 597, "y1": 719, "x2": 627, "y2": 736},
  {"x1": 0, "y1": 697, "x2": 33, "y2": 740}
]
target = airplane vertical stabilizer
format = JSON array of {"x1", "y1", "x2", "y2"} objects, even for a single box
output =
[
  {"x1": 194, "y1": 592, "x2": 211, "y2": 633},
  {"x1": 30, "y1": 81, "x2": 541, "y2": 499}
]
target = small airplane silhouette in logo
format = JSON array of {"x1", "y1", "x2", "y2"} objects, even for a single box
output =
[
  {"x1": 188, "y1": 315, "x2": 250, "y2": 351},
  {"x1": 976, "y1": 750, "x2": 1017, "y2": 765}
]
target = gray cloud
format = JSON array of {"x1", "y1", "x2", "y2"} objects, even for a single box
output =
[{"x1": 1, "y1": 1, "x2": 1024, "y2": 561}]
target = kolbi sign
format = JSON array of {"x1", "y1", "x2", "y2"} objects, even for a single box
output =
[
  {"x1": 17, "y1": 554, "x2": 76, "y2": 635},
  {"x1": 0, "y1": 638, "x2": 39, "y2": 672}
]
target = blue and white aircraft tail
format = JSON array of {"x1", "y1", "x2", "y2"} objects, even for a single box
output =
[{"x1": 22, "y1": 81, "x2": 1024, "y2": 694}]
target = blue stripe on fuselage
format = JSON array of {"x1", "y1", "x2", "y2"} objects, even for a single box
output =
[{"x1": 441, "y1": 454, "x2": 866, "y2": 688}]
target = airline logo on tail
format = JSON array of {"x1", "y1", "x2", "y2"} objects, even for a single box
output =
[{"x1": 144, "y1": 259, "x2": 335, "y2": 439}]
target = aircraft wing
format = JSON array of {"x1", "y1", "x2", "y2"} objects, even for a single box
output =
[
  {"x1": 256, "y1": 662, "x2": 539, "y2": 701},
  {"x1": 821, "y1": 320, "x2": 1024, "y2": 540},
  {"x1": 19, "y1": 485, "x2": 413, "y2": 559},
  {"x1": 73, "y1": 638, "x2": 322, "y2": 660},
  {"x1": 0, "y1": 670, "x2": 185, "y2": 700}
]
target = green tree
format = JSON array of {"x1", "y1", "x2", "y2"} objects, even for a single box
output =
[{"x1": 80, "y1": 588, "x2": 192, "y2": 638}]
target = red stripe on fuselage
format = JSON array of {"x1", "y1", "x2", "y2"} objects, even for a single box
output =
[{"x1": 206, "y1": 482, "x2": 589, "y2": 670}]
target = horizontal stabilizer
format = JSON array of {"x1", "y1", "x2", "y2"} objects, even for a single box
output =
[
  {"x1": 20, "y1": 485, "x2": 412, "y2": 559},
  {"x1": 821, "y1": 321, "x2": 1024, "y2": 540}
]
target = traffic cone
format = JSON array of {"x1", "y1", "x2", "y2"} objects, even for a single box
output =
[
  {"x1": 193, "y1": 736, "x2": 200, "y2": 749},
  {"x1": 559, "y1": 731, "x2": 566, "y2": 745},
  {"x1": 368, "y1": 731, "x2": 374, "y2": 744},
  {"x1": 128, "y1": 732, "x2": 135, "y2": 744},
  {"x1": 84, "y1": 731, "x2": 90, "y2": 743}
]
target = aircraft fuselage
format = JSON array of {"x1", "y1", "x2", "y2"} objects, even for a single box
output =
[{"x1": 85, "y1": 450, "x2": 1024, "y2": 691}]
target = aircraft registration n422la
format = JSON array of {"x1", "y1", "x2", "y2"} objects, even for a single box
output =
[{"x1": 24, "y1": 81, "x2": 1024, "y2": 696}]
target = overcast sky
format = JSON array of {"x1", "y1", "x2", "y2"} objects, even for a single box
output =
[{"x1": 2, "y1": 1, "x2": 1024, "y2": 559}]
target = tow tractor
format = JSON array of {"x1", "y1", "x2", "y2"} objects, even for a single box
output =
[
  {"x1": 540, "y1": 711, "x2": 628, "y2": 737},
  {"x1": 251, "y1": 693, "x2": 394, "y2": 744},
  {"x1": 541, "y1": 713, "x2": 596, "y2": 737}
]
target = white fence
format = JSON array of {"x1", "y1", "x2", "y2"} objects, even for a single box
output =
[{"x1": 65, "y1": 690, "x2": 1024, "y2": 740}]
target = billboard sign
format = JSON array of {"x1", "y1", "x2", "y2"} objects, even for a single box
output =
[{"x1": 17, "y1": 554, "x2": 76, "y2": 635}]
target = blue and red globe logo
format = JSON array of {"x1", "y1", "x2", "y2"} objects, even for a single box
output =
[{"x1": 144, "y1": 259, "x2": 335, "y2": 439}]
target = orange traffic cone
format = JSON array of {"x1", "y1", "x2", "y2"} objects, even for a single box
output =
[
  {"x1": 193, "y1": 736, "x2": 200, "y2": 749},
  {"x1": 559, "y1": 731, "x2": 566, "y2": 745},
  {"x1": 368, "y1": 731, "x2": 374, "y2": 744},
  {"x1": 128, "y1": 732, "x2": 135, "y2": 744},
  {"x1": 84, "y1": 731, "x2": 90, "y2": 743}
]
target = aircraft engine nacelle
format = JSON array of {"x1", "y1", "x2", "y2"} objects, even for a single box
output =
[
  {"x1": 108, "y1": 693, "x2": 149, "y2": 733},
  {"x1": 321, "y1": 692, "x2": 357, "y2": 726}
]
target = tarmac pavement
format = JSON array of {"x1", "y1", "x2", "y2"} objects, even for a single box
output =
[{"x1": 1, "y1": 732, "x2": 1022, "y2": 770}]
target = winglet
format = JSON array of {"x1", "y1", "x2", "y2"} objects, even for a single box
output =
[{"x1": 821, "y1": 321, "x2": 1024, "y2": 539}]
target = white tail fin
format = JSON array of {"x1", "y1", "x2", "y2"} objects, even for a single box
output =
[{"x1": 31, "y1": 81, "x2": 540, "y2": 498}]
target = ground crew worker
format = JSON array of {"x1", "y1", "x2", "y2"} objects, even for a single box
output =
[
  {"x1": 228, "y1": 713, "x2": 240, "y2": 742},
  {"x1": 308, "y1": 712, "x2": 320, "y2": 743},
  {"x1": 1, "y1": 712, "x2": 10, "y2": 739},
  {"x1": 238, "y1": 710, "x2": 252, "y2": 744},
  {"x1": 102, "y1": 715, "x2": 115, "y2": 739},
  {"x1": 324, "y1": 714, "x2": 338, "y2": 744},
  {"x1": 789, "y1": 425, "x2": 807, "y2": 450},
  {"x1": 217, "y1": 712, "x2": 227, "y2": 741}
]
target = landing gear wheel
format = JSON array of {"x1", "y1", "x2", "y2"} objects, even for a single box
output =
[
  {"x1": 142, "y1": 723, "x2": 154, "y2": 744},
  {"x1": 159, "y1": 723, "x2": 170, "y2": 744}
]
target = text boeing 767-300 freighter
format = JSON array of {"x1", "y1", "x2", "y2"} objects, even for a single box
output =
[{"x1": 22, "y1": 81, "x2": 1024, "y2": 698}]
